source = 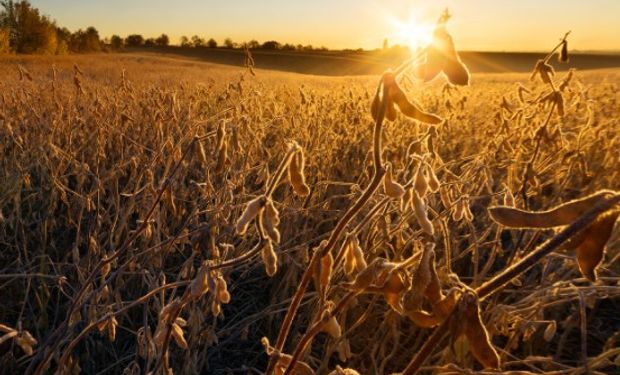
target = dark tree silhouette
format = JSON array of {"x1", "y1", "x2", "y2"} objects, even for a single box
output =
[
  {"x1": 179, "y1": 35, "x2": 190, "y2": 47},
  {"x1": 125, "y1": 34, "x2": 144, "y2": 47},
  {"x1": 110, "y1": 34, "x2": 123, "y2": 50},
  {"x1": 261, "y1": 40, "x2": 280, "y2": 50},
  {"x1": 155, "y1": 33, "x2": 169, "y2": 46},
  {"x1": 191, "y1": 35, "x2": 204, "y2": 47}
]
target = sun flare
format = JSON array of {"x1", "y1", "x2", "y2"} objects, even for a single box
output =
[{"x1": 388, "y1": 12, "x2": 434, "y2": 51}]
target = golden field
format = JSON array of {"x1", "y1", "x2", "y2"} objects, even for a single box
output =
[{"x1": 0, "y1": 53, "x2": 619, "y2": 375}]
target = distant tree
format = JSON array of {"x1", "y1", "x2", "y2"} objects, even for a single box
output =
[
  {"x1": 125, "y1": 34, "x2": 144, "y2": 47},
  {"x1": 0, "y1": 1, "x2": 107, "y2": 54},
  {"x1": 191, "y1": 35, "x2": 204, "y2": 47},
  {"x1": 1, "y1": 0, "x2": 58, "y2": 54},
  {"x1": 247, "y1": 39, "x2": 259, "y2": 49},
  {"x1": 206, "y1": 38, "x2": 217, "y2": 48},
  {"x1": 144, "y1": 37, "x2": 156, "y2": 47},
  {"x1": 83, "y1": 26, "x2": 101, "y2": 51},
  {"x1": 383, "y1": 38, "x2": 388, "y2": 50},
  {"x1": 223, "y1": 37, "x2": 233, "y2": 48},
  {"x1": 0, "y1": 1, "x2": 18, "y2": 50},
  {"x1": 155, "y1": 33, "x2": 169, "y2": 46},
  {"x1": 261, "y1": 40, "x2": 280, "y2": 50},
  {"x1": 296, "y1": 44, "x2": 303, "y2": 50},
  {"x1": 110, "y1": 34, "x2": 123, "y2": 50},
  {"x1": 281, "y1": 43, "x2": 295, "y2": 50},
  {"x1": 55, "y1": 26, "x2": 70, "y2": 53},
  {"x1": 302, "y1": 44, "x2": 313, "y2": 51},
  {"x1": 69, "y1": 28, "x2": 100, "y2": 52},
  {"x1": 179, "y1": 35, "x2": 190, "y2": 47}
]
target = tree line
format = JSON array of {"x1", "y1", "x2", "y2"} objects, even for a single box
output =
[
  {"x1": 121, "y1": 35, "x2": 328, "y2": 52},
  {"x1": 0, "y1": 1, "x2": 102, "y2": 54},
  {"x1": 0, "y1": 0, "x2": 334, "y2": 55}
]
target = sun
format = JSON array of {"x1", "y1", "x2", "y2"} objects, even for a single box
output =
[{"x1": 388, "y1": 12, "x2": 434, "y2": 51}]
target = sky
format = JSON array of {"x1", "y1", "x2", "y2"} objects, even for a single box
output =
[{"x1": 29, "y1": 0, "x2": 620, "y2": 52}]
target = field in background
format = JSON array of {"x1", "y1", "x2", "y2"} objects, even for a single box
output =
[
  {"x1": 0, "y1": 54, "x2": 619, "y2": 374},
  {"x1": 128, "y1": 46, "x2": 620, "y2": 76}
]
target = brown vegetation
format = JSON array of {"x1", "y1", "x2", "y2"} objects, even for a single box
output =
[{"x1": 0, "y1": 14, "x2": 619, "y2": 375}]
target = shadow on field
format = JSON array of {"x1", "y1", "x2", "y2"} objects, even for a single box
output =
[{"x1": 128, "y1": 46, "x2": 620, "y2": 76}]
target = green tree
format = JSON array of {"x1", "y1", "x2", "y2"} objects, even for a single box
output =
[
  {"x1": 223, "y1": 37, "x2": 233, "y2": 48},
  {"x1": 206, "y1": 37, "x2": 217, "y2": 48}
]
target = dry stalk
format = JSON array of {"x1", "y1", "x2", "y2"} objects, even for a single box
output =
[{"x1": 400, "y1": 191, "x2": 620, "y2": 374}]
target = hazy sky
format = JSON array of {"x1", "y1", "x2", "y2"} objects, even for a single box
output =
[{"x1": 29, "y1": 0, "x2": 620, "y2": 51}]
